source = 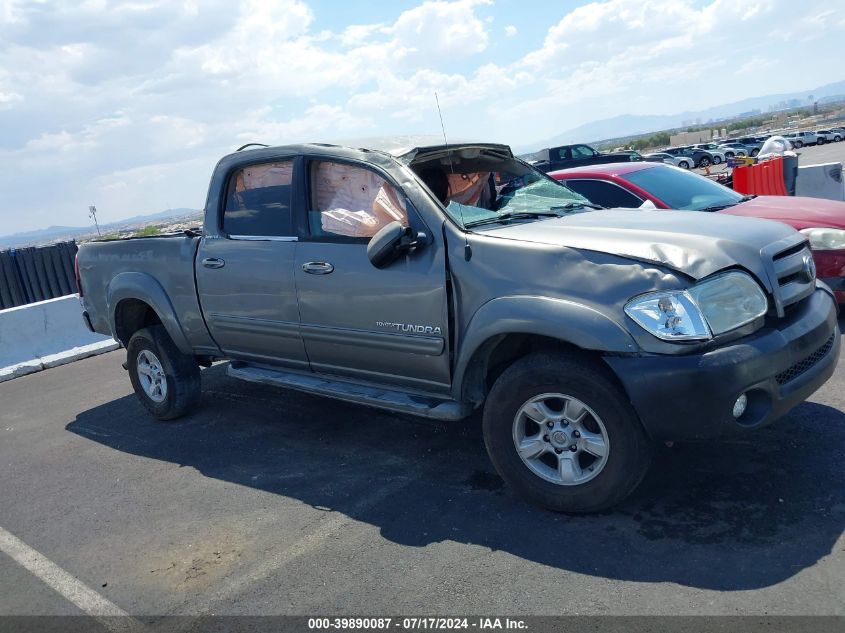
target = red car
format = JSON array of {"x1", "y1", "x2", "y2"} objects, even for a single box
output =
[{"x1": 550, "y1": 162, "x2": 845, "y2": 303}]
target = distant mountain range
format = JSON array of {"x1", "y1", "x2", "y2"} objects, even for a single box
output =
[
  {"x1": 515, "y1": 79, "x2": 845, "y2": 153},
  {"x1": 0, "y1": 208, "x2": 201, "y2": 249}
]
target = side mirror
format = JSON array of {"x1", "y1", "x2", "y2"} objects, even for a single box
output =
[{"x1": 367, "y1": 221, "x2": 427, "y2": 269}]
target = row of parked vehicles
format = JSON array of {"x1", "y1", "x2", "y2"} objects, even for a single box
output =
[
  {"x1": 528, "y1": 126, "x2": 845, "y2": 173},
  {"x1": 77, "y1": 137, "x2": 842, "y2": 514},
  {"x1": 783, "y1": 128, "x2": 845, "y2": 148},
  {"x1": 648, "y1": 127, "x2": 845, "y2": 169}
]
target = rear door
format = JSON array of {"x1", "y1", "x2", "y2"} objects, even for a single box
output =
[
  {"x1": 292, "y1": 158, "x2": 451, "y2": 393},
  {"x1": 561, "y1": 178, "x2": 645, "y2": 208},
  {"x1": 195, "y1": 158, "x2": 308, "y2": 368}
]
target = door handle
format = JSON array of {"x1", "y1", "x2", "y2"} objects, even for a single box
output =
[
  {"x1": 202, "y1": 257, "x2": 225, "y2": 269},
  {"x1": 302, "y1": 261, "x2": 334, "y2": 275}
]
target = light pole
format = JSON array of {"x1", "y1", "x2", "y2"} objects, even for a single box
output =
[{"x1": 88, "y1": 205, "x2": 102, "y2": 237}]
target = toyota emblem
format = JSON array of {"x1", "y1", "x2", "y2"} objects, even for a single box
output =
[{"x1": 802, "y1": 254, "x2": 816, "y2": 283}]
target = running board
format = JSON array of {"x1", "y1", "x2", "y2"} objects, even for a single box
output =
[{"x1": 226, "y1": 363, "x2": 470, "y2": 421}]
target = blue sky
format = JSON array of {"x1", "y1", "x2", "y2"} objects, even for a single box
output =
[{"x1": 0, "y1": 0, "x2": 842, "y2": 235}]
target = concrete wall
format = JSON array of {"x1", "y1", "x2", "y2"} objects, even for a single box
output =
[
  {"x1": 669, "y1": 130, "x2": 716, "y2": 146},
  {"x1": 0, "y1": 294, "x2": 119, "y2": 382},
  {"x1": 796, "y1": 162, "x2": 845, "y2": 201}
]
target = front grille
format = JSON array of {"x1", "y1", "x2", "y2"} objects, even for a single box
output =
[
  {"x1": 769, "y1": 241, "x2": 815, "y2": 312},
  {"x1": 775, "y1": 334, "x2": 835, "y2": 385}
]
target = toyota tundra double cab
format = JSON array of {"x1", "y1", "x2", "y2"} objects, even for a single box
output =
[{"x1": 77, "y1": 138, "x2": 840, "y2": 512}]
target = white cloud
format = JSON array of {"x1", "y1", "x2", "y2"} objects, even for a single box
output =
[
  {"x1": 0, "y1": 0, "x2": 842, "y2": 235},
  {"x1": 387, "y1": 0, "x2": 492, "y2": 64}
]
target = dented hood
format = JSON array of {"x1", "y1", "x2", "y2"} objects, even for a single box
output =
[{"x1": 479, "y1": 209, "x2": 801, "y2": 282}]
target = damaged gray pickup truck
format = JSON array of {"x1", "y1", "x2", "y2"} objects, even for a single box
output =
[{"x1": 77, "y1": 138, "x2": 840, "y2": 512}]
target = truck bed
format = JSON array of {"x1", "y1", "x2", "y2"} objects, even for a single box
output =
[{"x1": 77, "y1": 233, "x2": 214, "y2": 352}]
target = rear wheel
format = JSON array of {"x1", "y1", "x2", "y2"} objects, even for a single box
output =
[
  {"x1": 834, "y1": 135, "x2": 842, "y2": 142},
  {"x1": 698, "y1": 157, "x2": 711, "y2": 168},
  {"x1": 482, "y1": 352, "x2": 651, "y2": 513},
  {"x1": 127, "y1": 325, "x2": 200, "y2": 420},
  {"x1": 793, "y1": 141, "x2": 803, "y2": 149},
  {"x1": 725, "y1": 151, "x2": 734, "y2": 159},
  {"x1": 678, "y1": 160, "x2": 691, "y2": 169},
  {"x1": 712, "y1": 155, "x2": 722, "y2": 165},
  {"x1": 750, "y1": 148, "x2": 760, "y2": 157}
]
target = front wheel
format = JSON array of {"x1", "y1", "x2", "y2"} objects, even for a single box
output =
[
  {"x1": 482, "y1": 352, "x2": 651, "y2": 513},
  {"x1": 698, "y1": 157, "x2": 711, "y2": 168},
  {"x1": 750, "y1": 148, "x2": 760, "y2": 157},
  {"x1": 834, "y1": 135, "x2": 842, "y2": 142},
  {"x1": 678, "y1": 160, "x2": 691, "y2": 169},
  {"x1": 817, "y1": 138, "x2": 824, "y2": 145},
  {"x1": 127, "y1": 325, "x2": 201, "y2": 420},
  {"x1": 793, "y1": 141, "x2": 803, "y2": 149},
  {"x1": 725, "y1": 151, "x2": 734, "y2": 159},
  {"x1": 713, "y1": 155, "x2": 722, "y2": 165}
]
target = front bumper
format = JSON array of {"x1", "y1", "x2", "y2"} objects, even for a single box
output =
[{"x1": 605, "y1": 289, "x2": 840, "y2": 441}]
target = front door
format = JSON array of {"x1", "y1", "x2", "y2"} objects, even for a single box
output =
[
  {"x1": 196, "y1": 158, "x2": 308, "y2": 368},
  {"x1": 293, "y1": 158, "x2": 451, "y2": 393}
]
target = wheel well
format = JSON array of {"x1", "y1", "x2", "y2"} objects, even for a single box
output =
[
  {"x1": 113, "y1": 299, "x2": 162, "y2": 346},
  {"x1": 461, "y1": 334, "x2": 593, "y2": 406}
]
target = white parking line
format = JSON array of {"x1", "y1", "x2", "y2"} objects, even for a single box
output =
[{"x1": 0, "y1": 525, "x2": 144, "y2": 632}]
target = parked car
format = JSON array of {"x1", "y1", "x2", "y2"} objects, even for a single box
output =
[
  {"x1": 815, "y1": 130, "x2": 840, "y2": 143},
  {"x1": 734, "y1": 137, "x2": 764, "y2": 156},
  {"x1": 715, "y1": 142, "x2": 749, "y2": 158},
  {"x1": 550, "y1": 161, "x2": 845, "y2": 303},
  {"x1": 830, "y1": 128, "x2": 845, "y2": 140},
  {"x1": 689, "y1": 144, "x2": 726, "y2": 164},
  {"x1": 642, "y1": 152, "x2": 693, "y2": 169},
  {"x1": 77, "y1": 139, "x2": 839, "y2": 513},
  {"x1": 662, "y1": 146, "x2": 714, "y2": 168},
  {"x1": 784, "y1": 131, "x2": 818, "y2": 148},
  {"x1": 523, "y1": 143, "x2": 643, "y2": 172}
]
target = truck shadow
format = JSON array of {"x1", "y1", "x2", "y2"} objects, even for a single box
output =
[{"x1": 68, "y1": 363, "x2": 845, "y2": 592}]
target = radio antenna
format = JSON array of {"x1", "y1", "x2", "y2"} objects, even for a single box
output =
[
  {"x1": 435, "y1": 92, "x2": 471, "y2": 260},
  {"x1": 435, "y1": 92, "x2": 454, "y2": 174}
]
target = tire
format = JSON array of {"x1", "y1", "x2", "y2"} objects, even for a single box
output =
[
  {"x1": 713, "y1": 155, "x2": 722, "y2": 165},
  {"x1": 127, "y1": 325, "x2": 200, "y2": 420},
  {"x1": 698, "y1": 157, "x2": 711, "y2": 168},
  {"x1": 817, "y1": 138, "x2": 824, "y2": 146},
  {"x1": 834, "y1": 135, "x2": 841, "y2": 142},
  {"x1": 750, "y1": 148, "x2": 760, "y2": 157},
  {"x1": 794, "y1": 141, "x2": 803, "y2": 149},
  {"x1": 725, "y1": 152, "x2": 734, "y2": 159},
  {"x1": 482, "y1": 352, "x2": 651, "y2": 513},
  {"x1": 678, "y1": 160, "x2": 691, "y2": 169}
]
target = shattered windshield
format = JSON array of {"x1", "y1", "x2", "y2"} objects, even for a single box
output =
[{"x1": 410, "y1": 149, "x2": 594, "y2": 229}]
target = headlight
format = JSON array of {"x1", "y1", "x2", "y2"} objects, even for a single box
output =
[
  {"x1": 625, "y1": 272, "x2": 768, "y2": 342},
  {"x1": 624, "y1": 291, "x2": 711, "y2": 341},
  {"x1": 799, "y1": 228, "x2": 845, "y2": 250}
]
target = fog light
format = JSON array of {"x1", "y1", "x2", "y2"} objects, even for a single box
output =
[{"x1": 733, "y1": 393, "x2": 748, "y2": 419}]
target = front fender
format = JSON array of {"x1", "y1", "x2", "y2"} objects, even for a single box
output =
[
  {"x1": 453, "y1": 295, "x2": 637, "y2": 401},
  {"x1": 107, "y1": 272, "x2": 193, "y2": 353}
]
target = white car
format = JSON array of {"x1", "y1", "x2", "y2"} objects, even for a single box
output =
[
  {"x1": 816, "y1": 130, "x2": 841, "y2": 143},
  {"x1": 712, "y1": 142, "x2": 748, "y2": 158},
  {"x1": 642, "y1": 152, "x2": 695, "y2": 169},
  {"x1": 690, "y1": 144, "x2": 726, "y2": 164},
  {"x1": 784, "y1": 131, "x2": 818, "y2": 148}
]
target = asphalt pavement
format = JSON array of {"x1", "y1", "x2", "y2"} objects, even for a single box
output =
[{"x1": 1, "y1": 321, "x2": 845, "y2": 618}]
